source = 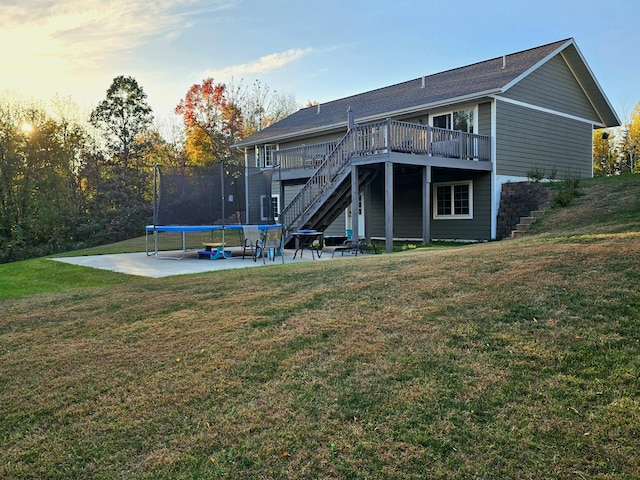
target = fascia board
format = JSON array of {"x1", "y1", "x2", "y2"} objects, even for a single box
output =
[
  {"x1": 564, "y1": 41, "x2": 622, "y2": 126},
  {"x1": 501, "y1": 38, "x2": 575, "y2": 94}
]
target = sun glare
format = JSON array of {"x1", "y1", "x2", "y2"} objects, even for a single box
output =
[{"x1": 21, "y1": 122, "x2": 34, "y2": 134}]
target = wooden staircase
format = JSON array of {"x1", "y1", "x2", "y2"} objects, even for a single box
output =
[
  {"x1": 280, "y1": 127, "x2": 360, "y2": 236},
  {"x1": 301, "y1": 168, "x2": 378, "y2": 232}
]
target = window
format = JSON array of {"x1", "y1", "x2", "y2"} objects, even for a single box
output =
[
  {"x1": 260, "y1": 194, "x2": 280, "y2": 221},
  {"x1": 453, "y1": 109, "x2": 474, "y2": 133},
  {"x1": 256, "y1": 144, "x2": 277, "y2": 168},
  {"x1": 432, "y1": 113, "x2": 451, "y2": 130},
  {"x1": 431, "y1": 108, "x2": 474, "y2": 133},
  {"x1": 433, "y1": 181, "x2": 473, "y2": 219}
]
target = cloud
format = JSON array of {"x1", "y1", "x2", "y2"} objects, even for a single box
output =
[
  {"x1": 1, "y1": 1, "x2": 213, "y2": 68},
  {"x1": 203, "y1": 48, "x2": 313, "y2": 80},
  {"x1": 0, "y1": 0, "x2": 232, "y2": 104}
]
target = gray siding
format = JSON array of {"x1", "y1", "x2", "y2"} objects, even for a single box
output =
[
  {"x1": 495, "y1": 100, "x2": 593, "y2": 178},
  {"x1": 246, "y1": 148, "x2": 257, "y2": 168},
  {"x1": 430, "y1": 170, "x2": 491, "y2": 241},
  {"x1": 503, "y1": 55, "x2": 599, "y2": 121},
  {"x1": 393, "y1": 168, "x2": 423, "y2": 239},
  {"x1": 478, "y1": 102, "x2": 491, "y2": 136},
  {"x1": 366, "y1": 167, "x2": 491, "y2": 241},
  {"x1": 367, "y1": 174, "x2": 386, "y2": 238},
  {"x1": 367, "y1": 169, "x2": 424, "y2": 240},
  {"x1": 283, "y1": 182, "x2": 304, "y2": 207},
  {"x1": 246, "y1": 167, "x2": 273, "y2": 224},
  {"x1": 324, "y1": 213, "x2": 346, "y2": 237}
]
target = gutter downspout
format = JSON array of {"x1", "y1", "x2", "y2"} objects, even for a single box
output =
[{"x1": 490, "y1": 99, "x2": 498, "y2": 240}]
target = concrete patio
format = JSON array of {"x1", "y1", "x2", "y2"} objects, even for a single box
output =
[{"x1": 51, "y1": 247, "x2": 356, "y2": 278}]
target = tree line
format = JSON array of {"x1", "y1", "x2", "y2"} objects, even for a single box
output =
[
  {"x1": 0, "y1": 76, "x2": 298, "y2": 263},
  {"x1": 1, "y1": 76, "x2": 638, "y2": 263},
  {"x1": 593, "y1": 101, "x2": 640, "y2": 176}
]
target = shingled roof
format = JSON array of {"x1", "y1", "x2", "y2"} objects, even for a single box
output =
[{"x1": 234, "y1": 38, "x2": 619, "y2": 148}]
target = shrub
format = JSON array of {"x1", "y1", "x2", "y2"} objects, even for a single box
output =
[{"x1": 553, "y1": 176, "x2": 582, "y2": 207}]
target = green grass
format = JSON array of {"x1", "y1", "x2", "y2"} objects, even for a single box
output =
[
  {"x1": 0, "y1": 258, "x2": 134, "y2": 301},
  {"x1": 1, "y1": 174, "x2": 640, "y2": 479}
]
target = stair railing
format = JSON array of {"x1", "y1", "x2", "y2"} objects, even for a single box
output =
[
  {"x1": 280, "y1": 127, "x2": 358, "y2": 231},
  {"x1": 279, "y1": 119, "x2": 491, "y2": 231}
]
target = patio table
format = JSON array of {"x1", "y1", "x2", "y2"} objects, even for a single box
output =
[{"x1": 291, "y1": 230, "x2": 324, "y2": 260}]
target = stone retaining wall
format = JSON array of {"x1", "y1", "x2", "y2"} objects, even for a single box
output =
[{"x1": 496, "y1": 182, "x2": 552, "y2": 240}]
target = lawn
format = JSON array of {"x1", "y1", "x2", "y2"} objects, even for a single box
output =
[{"x1": 1, "y1": 175, "x2": 639, "y2": 479}]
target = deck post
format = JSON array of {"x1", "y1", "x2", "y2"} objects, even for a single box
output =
[
  {"x1": 385, "y1": 161, "x2": 394, "y2": 253},
  {"x1": 363, "y1": 180, "x2": 372, "y2": 243},
  {"x1": 422, "y1": 165, "x2": 431, "y2": 244},
  {"x1": 350, "y1": 163, "x2": 359, "y2": 243},
  {"x1": 385, "y1": 118, "x2": 391, "y2": 151}
]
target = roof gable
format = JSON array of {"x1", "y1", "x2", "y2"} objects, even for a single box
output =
[
  {"x1": 235, "y1": 38, "x2": 619, "y2": 147},
  {"x1": 502, "y1": 52, "x2": 601, "y2": 121}
]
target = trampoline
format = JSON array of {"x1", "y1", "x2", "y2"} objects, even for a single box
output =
[
  {"x1": 146, "y1": 162, "x2": 281, "y2": 259},
  {"x1": 145, "y1": 224, "x2": 282, "y2": 258}
]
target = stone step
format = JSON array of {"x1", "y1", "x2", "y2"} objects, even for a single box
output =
[
  {"x1": 519, "y1": 216, "x2": 535, "y2": 225},
  {"x1": 515, "y1": 223, "x2": 531, "y2": 232},
  {"x1": 531, "y1": 210, "x2": 545, "y2": 219}
]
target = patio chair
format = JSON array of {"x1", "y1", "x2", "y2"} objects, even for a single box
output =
[
  {"x1": 258, "y1": 225, "x2": 285, "y2": 264},
  {"x1": 324, "y1": 238, "x2": 365, "y2": 258},
  {"x1": 242, "y1": 225, "x2": 262, "y2": 261}
]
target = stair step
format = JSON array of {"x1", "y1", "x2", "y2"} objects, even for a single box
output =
[
  {"x1": 531, "y1": 210, "x2": 545, "y2": 219},
  {"x1": 519, "y1": 216, "x2": 535, "y2": 225},
  {"x1": 515, "y1": 223, "x2": 531, "y2": 232}
]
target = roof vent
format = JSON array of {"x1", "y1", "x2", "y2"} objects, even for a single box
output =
[
  {"x1": 502, "y1": 55, "x2": 506, "y2": 69},
  {"x1": 317, "y1": 104, "x2": 320, "y2": 114},
  {"x1": 421, "y1": 75, "x2": 426, "y2": 88}
]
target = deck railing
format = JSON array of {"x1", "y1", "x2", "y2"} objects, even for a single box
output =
[
  {"x1": 274, "y1": 141, "x2": 339, "y2": 171},
  {"x1": 280, "y1": 129, "x2": 355, "y2": 230},
  {"x1": 279, "y1": 120, "x2": 491, "y2": 230}
]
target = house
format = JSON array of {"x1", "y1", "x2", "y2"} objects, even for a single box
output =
[{"x1": 233, "y1": 38, "x2": 620, "y2": 252}]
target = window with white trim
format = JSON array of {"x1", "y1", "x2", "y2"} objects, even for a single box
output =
[
  {"x1": 431, "y1": 108, "x2": 475, "y2": 133},
  {"x1": 256, "y1": 144, "x2": 277, "y2": 168},
  {"x1": 433, "y1": 181, "x2": 473, "y2": 219},
  {"x1": 260, "y1": 194, "x2": 280, "y2": 221}
]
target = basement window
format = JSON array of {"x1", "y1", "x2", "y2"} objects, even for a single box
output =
[{"x1": 433, "y1": 181, "x2": 473, "y2": 219}]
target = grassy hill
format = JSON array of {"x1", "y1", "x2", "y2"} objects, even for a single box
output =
[{"x1": 1, "y1": 175, "x2": 639, "y2": 479}]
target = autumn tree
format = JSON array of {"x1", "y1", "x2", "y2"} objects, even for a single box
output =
[
  {"x1": 175, "y1": 78, "x2": 244, "y2": 166},
  {"x1": 0, "y1": 98, "x2": 88, "y2": 262},
  {"x1": 138, "y1": 130, "x2": 182, "y2": 170},
  {"x1": 622, "y1": 101, "x2": 640, "y2": 173},
  {"x1": 593, "y1": 129, "x2": 618, "y2": 176}
]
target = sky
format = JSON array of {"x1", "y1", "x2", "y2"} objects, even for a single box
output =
[{"x1": 2, "y1": 0, "x2": 639, "y2": 128}]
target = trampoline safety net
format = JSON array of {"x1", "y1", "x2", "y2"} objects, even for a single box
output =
[{"x1": 153, "y1": 163, "x2": 274, "y2": 226}]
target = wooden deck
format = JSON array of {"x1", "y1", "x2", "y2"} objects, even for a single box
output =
[{"x1": 275, "y1": 120, "x2": 491, "y2": 172}]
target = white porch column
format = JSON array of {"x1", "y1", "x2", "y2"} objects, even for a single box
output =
[
  {"x1": 385, "y1": 161, "x2": 393, "y2": 253},
  {"x1": 422, "y1": 165, "x2": 431, "y2": 244},
  {"x1": 363, "y1": 179, "x2": 371, "y2": 243},
  {"x1": 350, "y1": 163, "x2": 359, "y2": 242}
]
